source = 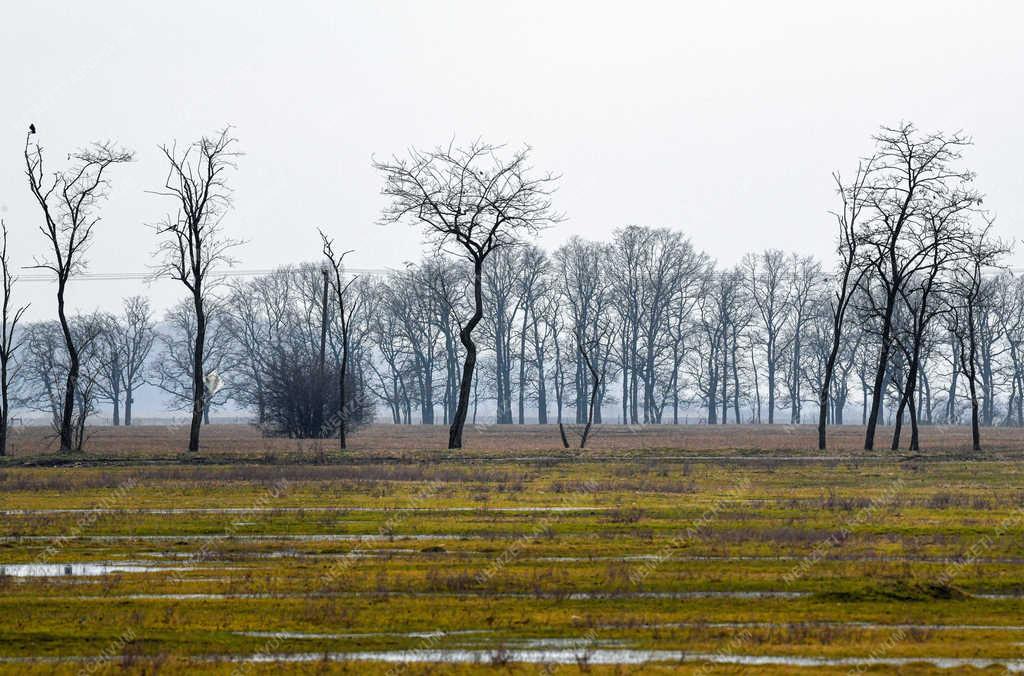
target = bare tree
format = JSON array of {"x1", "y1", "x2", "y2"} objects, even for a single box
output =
[
  {"x1": 93, "y1": 312, "x2": 124, "y2": 425},
  {"x1": 321, "y1": 232, "x2": 361, "y2": 450},
  {"x1": 118, "y1": 296, "x2": 155, "y2": 426},
  {"x1": 24, "y1": 129, "x2": 133, "y2": 453},
  {"x1": 949, "y1": 223, "x2": 1009, "y2": 451},
  {"x1": 0, "y1": 222, "x2": 29, "y2": 456},
  {"x1": 858, "y1": 123, "x2": 980, "y2": 450},
  {"x1": 482, "y1": 248, "x2": 524, "y2": 424},
  {"x1": 575, "y1": 329, "x2": 603, "y2": 448},
  {"x1": 783, "y1": 255, "x2": 823, "y2": 424},
  {"x1": 817, "y1": 162, "x2": 873, "y2": 449},
  {"x1": 151, "y1": 300, "x2": 233, "y2": 424},
  {"x1": 151, "y1": 128, "x2": 241, "y2": 452},
  {"x1": 22, "y1": 315, "x2": 106, "y2": 451},
  {"x1": 744, "y1": 250, "x2": 793, "y2": 425},
  {"x1": 374, "y1": 140, "x2": 561, "y2": 449}
]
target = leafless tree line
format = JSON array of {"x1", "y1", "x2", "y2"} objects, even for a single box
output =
[{"x1": 2, "y1": 124, "x2": 1016, "y2": 454}]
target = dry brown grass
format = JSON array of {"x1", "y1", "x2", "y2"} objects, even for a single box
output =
[{"x1": 2, "y1": 422, "x2": 1022, "y2": 459}]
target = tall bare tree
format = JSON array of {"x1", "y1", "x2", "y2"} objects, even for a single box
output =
[
  {"x1": 375, "y1": 141, "x2": 561, "y2": 448},
  {"x1": 152, "y1": 128, "x2": 241, "y2": 452},
  {"x1": 817, "y1": 163, "x2": 873, "y2": 449},
  {"x1": 24, "y1": 128, "x2": 133, "y2": 453},
  {"x1": 0, "y1": 222, "x2": 29, "y2": 456},
  {"x1": 321, "y1": 233, "x2": 361, "y2": 450},
  {"x1": 858, "y1": 124, "x2": 980, "y2": 450}
]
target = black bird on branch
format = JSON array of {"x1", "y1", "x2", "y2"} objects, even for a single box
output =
[{"x1": 28, "y1": 123, "x2": 35, "y2": 134}]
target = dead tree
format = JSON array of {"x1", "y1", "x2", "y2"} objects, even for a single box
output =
[
  {"x1": 151, "y1": 128, "x2": 240, "y2": 452},
  {"x1": 375, "y1": 141, "x2": 561, "y2": 449},
  {"x1": 0, "y1": 222, "x2": 29, "y2": 456},
  {"x1": 24, "y1": 130, "x2": 133, "y2": 453}
]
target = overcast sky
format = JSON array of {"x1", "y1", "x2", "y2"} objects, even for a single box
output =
[{"x1": 2, "y1": 1, "x2": 1022, "y2": 320}]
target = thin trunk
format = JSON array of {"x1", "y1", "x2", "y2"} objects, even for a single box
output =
[
  {"x1": 57, "y1": 279, "x2": 78, "y2": 453},
  {"x1": 188, "y1": 283, "x2": 205, "y2": 453},
  {"x1": 865, "y1": 292, "x2": 897, "y2": 450}
]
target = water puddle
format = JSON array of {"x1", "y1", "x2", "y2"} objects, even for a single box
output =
[
  {"x1": 607, "y1": 620, "x2": 1024, "y2": 632},
  {"x1": 220, "y1": 649, "x2": 1024, "y2": 669},
  {"x1": 0, "y1": 506, "x2": 610, "y2": 516},
  {"x1": 3, "y1": 647, "x2": 1023, "y2": 670},
  {"x1": 0, "y1": 534, "x2": 457, "y2": 543},
  {"x1": 0, "y1": 562, "x2": 198, "y2": 577},
  {"x1": 565, "y1": 591, "x2": 806, "y2": 600},
  {"x1": 236, "y1": 629, "x2": 491, "y2": 640},
  {"x1": 68, "y1": 590, "x2": 809, "y2": 601}
]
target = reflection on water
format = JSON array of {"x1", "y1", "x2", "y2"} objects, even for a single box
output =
[{"x1": 0, "y1": 562, "x2": 196, "y2": 577}]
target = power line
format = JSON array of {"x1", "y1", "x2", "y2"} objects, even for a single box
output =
[
  {"x1": 17, "y1": 267, "x2": 395, "y2": 282},
  {"x1": 15, "y1": 266, "x2": 1024, "y2": 284}
]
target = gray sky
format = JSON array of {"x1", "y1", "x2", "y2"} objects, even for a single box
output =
[{"x1": 2, "y1": 0, "x2": 1022, "y2": 320}]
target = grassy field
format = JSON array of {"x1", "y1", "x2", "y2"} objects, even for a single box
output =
[{"x1": 0, "y1": 424, "x2": 1022, "y2": 674}]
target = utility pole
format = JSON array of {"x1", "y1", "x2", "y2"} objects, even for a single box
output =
[
  {"x1": 317, "y1": 267, "x2": 329, "y2": 436},
  {"x1": 319, "y1": 267, "x2": 329, "y2": 374}
]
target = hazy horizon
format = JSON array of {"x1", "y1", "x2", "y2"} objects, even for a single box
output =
[{"x1": 2, "y1": 1, "x2": 1022, "y2": 321}]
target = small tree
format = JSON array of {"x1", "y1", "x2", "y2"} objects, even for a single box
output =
[
  {"x1": 22, "y1": 315, "x2": 106, "y2": 451},
  {"x1": 119, "y1": 297, "x2": 156, "y2": 426},
  {"x1": 320, "y1": 232, "x2": 362, "y2": 450},
  {"x1": 151, "y1": 128, "x2": 241, "y2": 452},
  {"x1": 151, "y1": 299, "x2": 233, "y2": 424},
  {"x1": 0, "y1": 221, "x2": 29, "y2": 456},
  {"x1": 24, "y1": 128, "x2": 133, "y2": 453},
  {"x1": 374, "y1": 141, "x2": 561, "y2": 449}
]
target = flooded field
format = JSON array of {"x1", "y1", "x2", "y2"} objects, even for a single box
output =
[{"x1": 1, "y1": 424, "x2": 1023, "y2": 673}]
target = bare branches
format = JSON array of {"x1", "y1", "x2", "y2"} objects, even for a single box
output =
[
  {"x1": 151, "y1": 128, "x2": 242, "y2": 289},
  {"x1": 23, "y1": 129, "x2": 132, "y2": 453},
  {"x1": 24, "y1": 134, "x2": 134, "y2": 279},
  {"x1": 0, "y1": 221, "x2": 30, "y2": 456},
  {"x1": 374, "y1": 140, "x2": 563, "y2": 262},
  {"x1": 320, "y1": 230, "x2": 362, "y2": 450},
  {"x1": 152, "y1": 127, "x2": 241, "y2": 452},
  {"x1": 374, "y1": 139, "x2": 562, "y2": 449}
]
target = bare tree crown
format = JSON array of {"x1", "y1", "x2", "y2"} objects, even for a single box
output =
[
  {"x1": 151, "y1": 128, "x2": 243, "y2": 290},
  {"x1": 374, "y1": 140, "x2": 563, "y2": 262}
]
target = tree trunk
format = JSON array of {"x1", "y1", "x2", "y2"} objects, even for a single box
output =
[
  {"x1": 0, "y1": 363, "x2": 8, "y2": 456},
  {"x1": 967, "y1": 308, "x2": 981, "y2": 452},
  {"x1": 111, "y1": 353, "x2": 121, "y2": 427},
  {"x1": 579, "y1": 341, "x2": 601, "y2": 449},
  {"x1": 449, "y1": 260, "x2": 484, "y2": 449},
  {"x1": 338, "y1": 349, "x2": 348, "y2": 451},
  {"x1": 57, "y1": 280, "x2": 78, "y2": 454},
  {"x1": 189, "y1": 284, "x2": 206, "y2": 453},
  {"x1": 535, "y1": 348, "x2": 548, "y2": 424},
  {"x1": 864, "y1": 293, "x2": 896, "y2": 450}
]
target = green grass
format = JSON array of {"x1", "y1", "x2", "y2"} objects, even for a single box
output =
[{"x1": 0, "y1": 445, "x2": 1023, "y2": 673}]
